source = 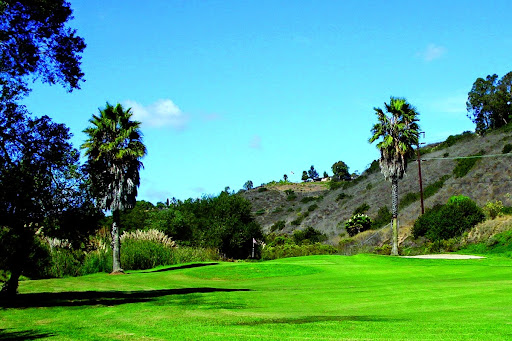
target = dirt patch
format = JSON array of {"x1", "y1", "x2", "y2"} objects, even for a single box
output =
[{"x1": 401, "y1": 254, "x2": 485, "y2": 259}]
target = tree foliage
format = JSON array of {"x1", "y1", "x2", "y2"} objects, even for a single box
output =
[
  {"x1": 0, "y1": 0, "x2": 85, "y2": 112},
  {"x1": 0, "y1": 114, "x2": 101, "y2": 295},
  {"x1": 0, "y1": 0, "x2": 88, "y2": 296},
  {"x1": 466, "y1": 72, "x2": 512, "y2": 133},
  {"x1": 412, "y1": 196, "x2": 485, "y2": 241},
  {"x1": 307, "y1": 165, "x2": 319, "y2": 180},
  {"x1": 331, "y1": 160, "x2": 350, "y2": 180},
  {"x1": 146, "y1": 192, "x2": 263, "y2": 259},
  {"x1": 243, "y1": 180, "x2": 254, "y2": 190}
]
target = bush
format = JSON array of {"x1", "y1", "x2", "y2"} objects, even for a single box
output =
[
  {"x1": 345, "y1": 214, "x2": 373, "y2": 237},
  {"x1": 121, "y1": 239, "x2": 174, "y2": 270},
  {"x1": 258, "y1": 187, "x2": 268, "y2": 192},
  {"x1": 300, "y1": 196, "x2": 316, "y2": 204},
  {"x1": 255, "y1": 209, "x2": 266, "y2": 216},
  {"x1": 353, "y1": 203, "x2": 370, "y2": 216},
  {"x1": 261, "y1": 243, "x2": 337, "y2": 260},
  {"x1": 483, "y1": 200, "x2": 503, "y2": 219},
  {"x1": 372, "y1": 206, "x2": 392, "y2": 229},
  {"x1": 293, "y1": 226, "x2": 327, "y2": 245},
  {"x1": 270, "y1": 220, "x2": 286, "y2": 232},
  {"x1": 307, "y1": 204, "x2": 319, "y2": 212},
  {"x1": 336, "y1": 192, "x2": 349, "y2": 201},
  {"x1": 327, "y1": 181, "x2": 344, "y2": 191},
  {"x1": 453, "y1": 151, "x2": 483, "y2": 178},
  {"x1": 503, "y1": 144, "x2": 512, "y2": 154},
  {"x1": 412, "y1": 196, "x2": 485, "y2": 241}
]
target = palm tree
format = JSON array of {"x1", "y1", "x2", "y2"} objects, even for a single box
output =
[
  {"x1": 82, "y1": 102, "x2": 146, "y2": 273},
  {"x1": 369, "y1": 97, "x2": 420, "y2": 255}
]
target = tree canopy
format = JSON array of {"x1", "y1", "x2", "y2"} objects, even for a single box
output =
[
  {"x1": 331, "y1": 160, "x2": 350, "y2": 180},
  {"x1": 466, "y1": 72, "x2": 512, "y2": 133}
]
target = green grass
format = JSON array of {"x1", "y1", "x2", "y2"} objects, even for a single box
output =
[{"x1": 1, "y1": 255, "x2": 512, "y2": 340}]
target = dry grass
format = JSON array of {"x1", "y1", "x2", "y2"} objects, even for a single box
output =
[
  {"x1": 462, "y1": 215, "x2": 512, "y2": 244},
  {"x1": 242, "y1": 129, "x2": 512, "y2": 244}
]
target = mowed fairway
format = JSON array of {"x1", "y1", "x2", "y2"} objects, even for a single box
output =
[{"x1": 1, "y1": 254, "x2": 512, "y2": 340}]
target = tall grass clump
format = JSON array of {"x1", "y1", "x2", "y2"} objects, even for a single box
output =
[{"x1": 119, "y1": 229, "x2": 176, "y2": 270}]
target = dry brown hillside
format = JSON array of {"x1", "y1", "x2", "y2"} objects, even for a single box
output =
[{"x1": 241, "y1": 127, "x2": 512, "y2": 243}]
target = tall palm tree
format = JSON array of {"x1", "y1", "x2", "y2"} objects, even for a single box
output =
[
  {"x1": 82, "y1": 102, "x2": 146, "y2": 273},
  {"x1": 369, "y1": 97, "x2": 420, "y2": 255}
]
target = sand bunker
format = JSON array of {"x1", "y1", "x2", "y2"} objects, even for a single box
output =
[{"x1": 401, "y1": 254, "x2": 485, "y2": 259}]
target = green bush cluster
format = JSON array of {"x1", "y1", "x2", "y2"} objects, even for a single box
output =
[
  {"x1": 270, "y1": 220, "x2": 286, "y2": 232},
  {"x1": 345, "y1": 214, "x2": 373, "y2": 237},
  {"x1": 293, "y1": 226, "x2": 327, "y2": 245},
  {"x1": 261, "y1": 243, "x2": 337, "y2": 260},
  {"x1": 353, "y1": 203, "x2": 370, "y2": 215},
  {"x1": 307, "y1": 204, "x2": 319, "y2": 212},
  {"x1": 300, "y1": 196, "x2": 316, "y2": 204},
  {"x1": 372, "y1": 206, "x2": 392, "y2": 229},
  {"x1": 336, "y1": 192, "x2": 350, "y2": 201},
  {"x1": 483, "y1": 200, "x2": 503, "y2": 219},
  {"x1": 502, "y1": 144, "x2": 512, "y2": 154},
  {"x1": 327, "y1": 181, "x2": 344, "y2": 191},
  {"x1": 453, "y1": 151, "x2": 483, "y2": 178},
  {"x1": 412, "y1": 196, "x2": 485, "y2": 241}
]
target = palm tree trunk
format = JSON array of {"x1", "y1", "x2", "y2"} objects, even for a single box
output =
[
  {"x1": 391, "y1": 176, "x2": 399, "y2": 255},
  {"x1": 111, "y1": 209, "x2": 123, "y2": 273}
]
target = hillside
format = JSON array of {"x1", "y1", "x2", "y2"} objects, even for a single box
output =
[{"x1": 241, "y1": 127, "x2": 512, "y2": 244}]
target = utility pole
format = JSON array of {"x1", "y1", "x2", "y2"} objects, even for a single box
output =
[{"x1": 417, "y1": 132, "x2": 425, "y2": 215}]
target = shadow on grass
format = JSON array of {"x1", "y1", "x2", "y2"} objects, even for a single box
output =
[
  {"x1": 238, "y1": 315, "x2": 403, "y2": 325},
  {"x1": 142, "y1": 262, "x2": 219, "y2": 273},
  {"x1": 0, "y1": 287, "x2": 250, "y2": 309},
  {"x1": 0, "y1": 328, "x2": 54, "y2": 340}
]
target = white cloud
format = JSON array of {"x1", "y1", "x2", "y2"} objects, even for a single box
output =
[
  {"x1": 249, "y1": 135, "x2": 262, "y2": 149},
  {"x1": 124, "y1": 99, "x2": 188, "y2": 130},
  {"x1": 419, "y1": 44, "x2": 446, "y2": 62}
]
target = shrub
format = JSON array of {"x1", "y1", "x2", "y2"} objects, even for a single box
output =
[
  {"x1": 374, "y1": 244, "x2": 392, "y2": 255},
  {"x1": 307, "y1": 204, "x2": 319, "y2": 212},
  {"x1": 272, "y1": 207, "x2": 283, "y2": 214},
  {"x1": 502, "y1": 144, "x2": 512, "y2": 154},
  {"x1": 261, "y1": 243, "x2": 336, "y2": 260},
  {"x1": 300, "y1": 196, "x2": 316, "y2": 204},
  {"x1": 372, "y1": 206, "x2": 392, "y2": 229},
  {"x1": 353, "y1": 202, "x2": 370, "y2": 216},
  {"x1": 258, "y1": 187, "x2": 268, "y2": 193},
  {"x1": 286, "y1": 192, "x2": 297, "y2": 201},
  {"x1": 255, "y1": 209, "x2": 266, "y2": 216},
  {"x1": 365, "y1": 160, "x2": 380, "y2": 174},
  {"x1": 399, "y1": 192, "x2": 419, "y2": 209},
  {"x1": 412, "y1": 196, "x2": 485, "y2": 241},
  {"x1": 336, "y1": 192, "x2": 349, "y2": 201},
  {"x1": 453, "y1": 151, "x2": 483, "y2": 178},
  {"x1": 483, "y1": 200, "x2": 503, "y2": 219},
  {"x1": 270, "y1": 220, "x2": 286, "y2": 232},
  {"x1": 293, "y1": 226, "x2": 327, "y2": 245},
  {"x1": 327, "y1": 181, "x2": 344, "y2": 191},
  {"x1": 366, "y1": 183, "x2": 373, "y2": 190},
  {"x1": 345, "y1": 214, "x2": 373, "y2": 237}
]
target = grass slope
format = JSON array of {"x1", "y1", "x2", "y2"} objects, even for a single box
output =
[{"x1": 1, "y1": 255, "x2": 512, "y2": 340}]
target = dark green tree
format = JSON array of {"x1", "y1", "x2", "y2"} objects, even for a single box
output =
[
  {"x1": 0, "y1": 115, "x2": 100, "y2": 296},
  {"x1": 283, "y1": 174, "x2": 288, "y2": 182},
  {"x1": 369, "y1": 97, "x2": 420, "y2": 255},
  {"x1": 467, "y1": 72, "x2": 512, "y2": 133},
  {"x1": 243, "y1": 180, "x2": 254, "y2": 190},
  {"x1": 307, "y1": 165, "x2": 319, "y2": 180},
  {"x1": 301, "y1": 171, "x2": 309, "y2": 182},
  {"x1": 331, "y1": 160, "x2": 350, "y2": 180},
  {"x1": 0, "y1": 0, "x2": 88, "y2": 296},
  {"x1": 82, "y1": 103, "x2": 147, "y2": 273}
]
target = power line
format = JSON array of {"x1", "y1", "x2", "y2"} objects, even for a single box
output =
[{"x1": 422, "y1": 153, "x2": 512, "y2": 161}]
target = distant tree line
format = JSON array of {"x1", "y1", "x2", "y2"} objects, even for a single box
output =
[{"x1": 115, "y1": 191, "x2": 263, "y2": 259}]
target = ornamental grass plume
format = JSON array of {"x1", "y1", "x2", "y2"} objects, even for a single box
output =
[{"x1": 120, "y1": 229, "x2": 176, "y2": 248}]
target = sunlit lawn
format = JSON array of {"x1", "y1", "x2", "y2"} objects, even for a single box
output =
[{"x1": 1, "y1": 254, "x2": 512, "y2": 340}]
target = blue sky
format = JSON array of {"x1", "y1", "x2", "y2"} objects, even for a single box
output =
[{"x1": 23, "y1": 0, "x2": 512, "y2": 203}]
